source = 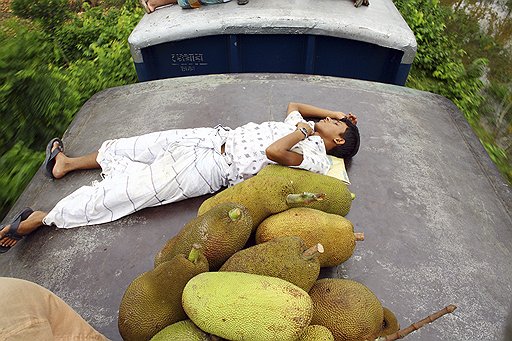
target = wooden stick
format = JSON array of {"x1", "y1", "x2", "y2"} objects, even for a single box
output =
[
  {"x1": 373, "y1": 305, "x2": 457, "y2": 341},
  {"x1": 303, "y1": 243, "x2": 324, "y2": 260},
  {"x1": 286, "y1": 192, "x2": 326, "y2": 204},
  {"x1": 188, "y1": 244, "x2": 202, "y2": 263}
]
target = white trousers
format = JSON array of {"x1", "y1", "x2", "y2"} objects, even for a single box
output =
[{"x1": 43, "y1": 127, "x2": 230, "y2": 229}]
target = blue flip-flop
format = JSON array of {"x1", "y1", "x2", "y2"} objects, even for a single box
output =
[
  {"x1": 0, "y1": 207, "x2": 34, "y2": 253},
  {"x1": 44, "y1": 138, "x2": 64, "y2": 179}
]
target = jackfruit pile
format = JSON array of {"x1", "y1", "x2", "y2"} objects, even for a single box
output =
[{"x1": 118, "y1": 165, "x2": 400, "y2": 341}]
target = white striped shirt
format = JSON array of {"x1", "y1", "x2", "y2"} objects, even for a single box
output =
[{"x1": 224, "y1": 111, "x2": 331, "y2": 185}]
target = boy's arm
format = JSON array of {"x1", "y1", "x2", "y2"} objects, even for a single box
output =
[
  {"x1": 265, "y1": 122, "x2": 313, "y2": 166},
  {"x1": 287, "y1": 102, "x2": 357, "y2": 125}
]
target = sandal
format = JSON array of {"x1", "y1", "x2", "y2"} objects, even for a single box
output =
[
  {"x1": 0, "y1": 208, "x2": 34, "y2": 253},
  {"x1": 43, "y1": 138, "x2": 64, "y2": 179}
]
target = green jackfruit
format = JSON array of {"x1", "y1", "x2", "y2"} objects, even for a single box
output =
[
  {"x1": 155, "y1": 203, "x2": 252, "y2": 270},
  {"x1": 309, "y1": 279, "x2": 398, "y2": 341},
  {"x1": 182, "y1": 272, "x2": 313, "y2": 341},
  {"x1": 198, "y1": 175, "x2": 324, "y2": 231},
  {"x1": 219, "y1": 236, "x2": 322, "y2": 292},
  {"x1": 298, "y1": 325, "x2": 335, "y2": 341},
  {"x1": 378, "y1": 307, "x2": 400, "y2": 338},
  {"x1": 118, "y1": 246, "x2": 209, "y2": 341},
  {"x1": 258, "y1": 164, "x2": 354, "y2": 216},
  {"x1": 256, "y1": 208, "x2": 363, "y2": 267},
  {"x1": 150, "y1": 320, "x2": 211, "y2": 341}
]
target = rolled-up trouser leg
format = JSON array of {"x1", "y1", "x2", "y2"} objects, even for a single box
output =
[{"x1": 43, "y1": 137, "x2": 229, "y2": 229}]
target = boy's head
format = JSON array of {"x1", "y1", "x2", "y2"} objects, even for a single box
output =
[{"x1": 314, "y1": 117, "x2": 360, "y2": 159}]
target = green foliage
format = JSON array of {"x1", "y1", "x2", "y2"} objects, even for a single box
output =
[
  {"x1": 54, "y1": 7, "x2": 106, "y2": 63},
  {"x1": 0, "y1": 2, "x2": 143, "y2": 219},
  {"x1": 55, "y1": 3, "x2": 142, "y2": 65},
  {"x1": 0, "y1": 143, "x2": 44, "y2": 217},
  {"x1": 394, "y1": 0, "x2": 511, "y2": 184},
  {"x1": 482, "y1": 141, "x2": 511, "y2": 183},
  {"x1": 0, "y1": 19, "x2": 80, "y2": 155},
  {"x1": 394, "y1": 0, "x2": 486, "y2": 123},
  {"x1": 479, "y1": 83, "x2": 512, "y2": 184},
  {"x1": 445, "y1": 8, "x2": 512, "y2": 84},
  {"x1": 394, "y1": 0, "x2": 453, "y2": 71},
  {"x1": 63, "y1": 4, "x2": 142, "y2": 102},
  {"x1": 481, "y1": 82, "x2": 512, "y2": 130},
  {"x1": 102, "y1": 0, "x2": 129, "y2": 7},
  {"x1": 11, "y1": 0, "x2": 70, "y2": 32}
]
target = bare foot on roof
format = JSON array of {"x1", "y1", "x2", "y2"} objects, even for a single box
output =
[{"x1": 51, "y1": 141, "x2": 69, "y2": 179}]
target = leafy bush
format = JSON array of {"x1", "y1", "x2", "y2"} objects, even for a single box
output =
[
  {"x1": 0, "y1": 19, "x2": 80, "y2": 155},
  {"x1": 394, "y1": 0, "x2": 486, "y2": 124},
  {"x1": 393, "y1": 0, "x2": 511, "y2": 184},
  {"x1": 55, "y1": 3, "x2": 141, "y2": 65},
  {"x1": 11, "y1": 0, "x2": 70, "y2": 32},
  {"x1": 62, "y1": 4, "x2": 142, "y2": 101},
  {"x1": 0, "y1": 143, "x2": 44, "y2": 218},
  {"x1": 444, "y1": 8, "x2": 512, "y2": 84},
  {"x1": 0, "y1": 2, "x2": 143, "y2": 219}
]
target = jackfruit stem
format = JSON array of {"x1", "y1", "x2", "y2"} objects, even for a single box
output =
[
  {"x1": 371, "y1": 304, "x2": 457, "y2": 341},
  {"x1": 286, "y1": 192, "x2": 325, "y2": 204},
  {"x1": 228, "y1": 208, "x2": 242, "y2": 221},
  {"x1": 188, "y1": 244, "x2": 202, "y2": 263},
  {"x1": 354, "y1": 232, "x2": 365, "y2": 241},
  {"x1": 303, "y1": 243, "x2": 324, "y2": 260}
]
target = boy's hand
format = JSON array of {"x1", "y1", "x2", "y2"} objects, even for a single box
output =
[
  {"x1": 334, "y1": 112, "x2": 358, "y2": 125},
  {"x1": 346, "y1": 113, "x2": 358, "y2": 125}
]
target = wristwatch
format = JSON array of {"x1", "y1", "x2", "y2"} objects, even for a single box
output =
[{"x1": 298, "y1": 127, "x2": 309, "y2": 139}]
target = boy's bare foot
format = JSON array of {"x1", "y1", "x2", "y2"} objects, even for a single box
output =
[
  {"x1": 139, "y1": 0, "x2": 152, "y2": 13},
  {"x1": 50, "y1": 141, "x2": 68, "y2": 179},
  {"x1": 0, "y1": 210, "x2": 46, "y2": 252},
  {"x1": 44, "y1": 138, "x2": 70, "y2": 179},
  {"x1": 145, "y1": 0, "x2": 178, "y2": 12},
  {"x1": 147, "y1": 1, "x2": 156, "y2": 12}
]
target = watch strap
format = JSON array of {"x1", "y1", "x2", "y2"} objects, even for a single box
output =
[{"x1": 298, "y1": 127, "x2": 309, "y2": 139}]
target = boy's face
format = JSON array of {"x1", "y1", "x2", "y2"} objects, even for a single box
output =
[{"x1": 314, "y1": 117, "x2": 348, "y2": 149}]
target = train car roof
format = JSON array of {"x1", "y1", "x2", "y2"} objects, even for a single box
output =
[
  {"x1": 1, "y1": 74, "x2": 510, "y2": 340},
  {"x1": 128, "y1": 0, "x2": 417, "y2": 65}
]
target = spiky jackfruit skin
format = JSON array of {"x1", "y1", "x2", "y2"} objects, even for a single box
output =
[
  {"x1": 258, "y1": 165, "x2": 353, "y2": 216},
  {"x1": 256, "y1": 208, "x2": 356, "y2": 267},
  {"x1": 150, "y1": 320, "x2": 211, "y2": 341},
  {"x1": 309, "y1": 279, "x2": 385, "y2": 341},
  {"x1": 154, "y1": 235, "x2": 178, "y2": 268},
  {"x1": 298, "y1": 325, "x2": 335, "y2": 341},
  {"x1": 219, "y1": 236, "x2": 320, "y2": 292},
  {"x1": 118, "y1": 252, "x2": 209, "y2": 341},
  {"x1": 378, "y1": 307, "x2": 400, "y2": 337},
  {"x1": 183, "y1": 272, "x2": 313, "y2": 341},
  {"x1": 155, "y1": 203, "x2": 252, "y2": 270},
  {"x1": 198, "y1": 175, "x2": 298, "y2": 231}
]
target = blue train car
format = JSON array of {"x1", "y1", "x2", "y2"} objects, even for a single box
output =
[{"x1": 128, "y1": 0, "x2": 417, "y2": 85}]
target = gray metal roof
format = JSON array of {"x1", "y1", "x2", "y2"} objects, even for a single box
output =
[
  {"x1": 128, "y1": 0, "x2": 417, "y2": 64},
  {"x1": 1, "y1": 74, "x2": 510, "y2": 341}
]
